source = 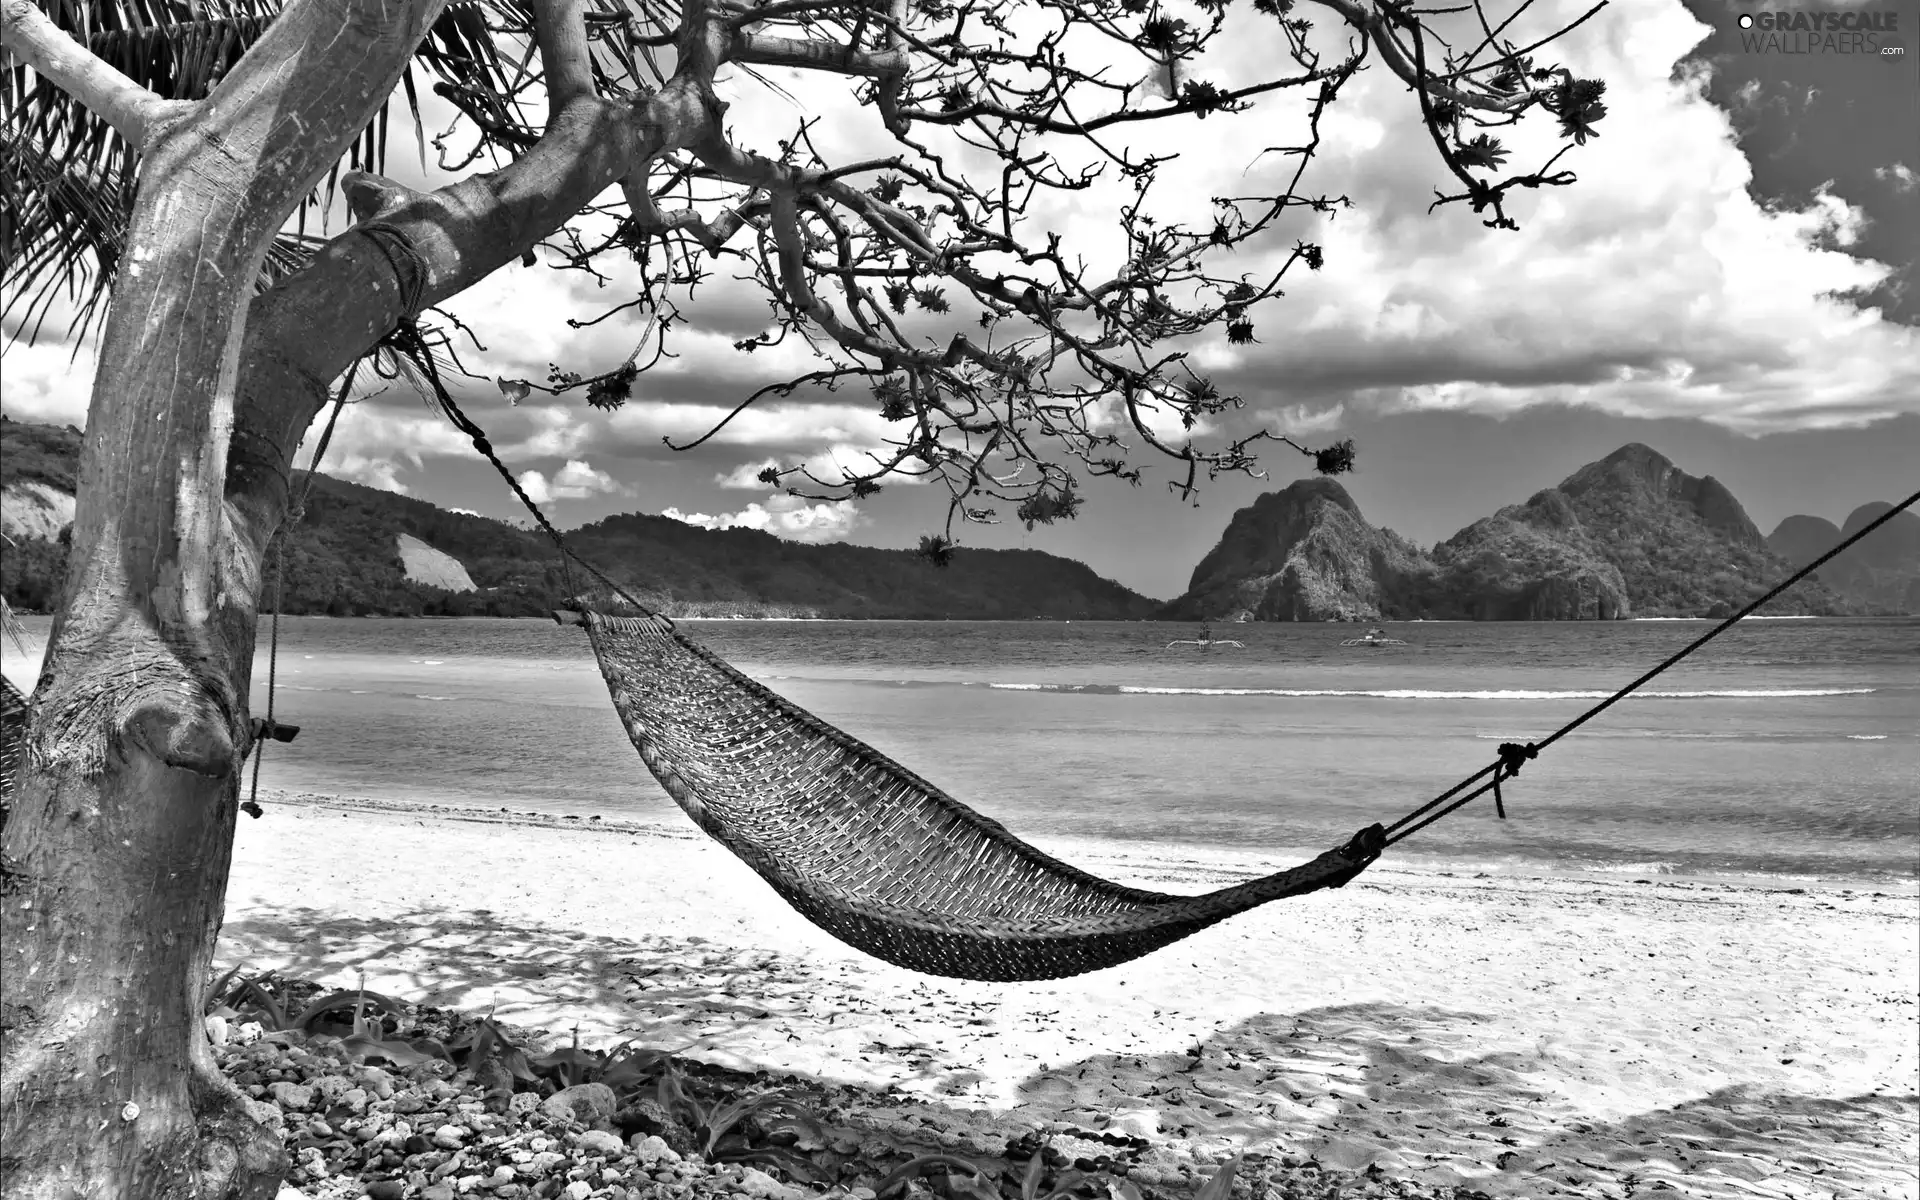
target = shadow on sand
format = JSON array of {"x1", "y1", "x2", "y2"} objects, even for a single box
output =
[{"x1": 219, "y1": 906, "x2": 1917, "y2": 1200}]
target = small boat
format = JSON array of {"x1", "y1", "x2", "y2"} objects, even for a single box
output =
[
  {"x1": 1166, "y1": 624, "x2": 1244, "y2": 650},
  {"x1": 1340, "y1": 627, "x2": 1407, "y2": 648}
]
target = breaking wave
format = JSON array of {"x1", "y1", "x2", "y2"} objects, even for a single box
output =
[{"x1": 984, "y1": 683, "x2": 1876, "y2": 700}]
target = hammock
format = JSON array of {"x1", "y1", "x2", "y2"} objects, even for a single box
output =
[{"x1": 576, "y1": 610, "x2": 1385, "y2": 982}]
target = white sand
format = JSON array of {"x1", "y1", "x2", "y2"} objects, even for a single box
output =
[{"x1": 221, "y1": 793, "x2": 1920, "y2": 1200}]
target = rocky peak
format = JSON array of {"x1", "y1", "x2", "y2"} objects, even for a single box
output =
[
  {"x1": 1559, "y1": 443, "x2": 1762, "y2": 548},
  {"x1": 1163, "y1": 477, "x2": 1426, "y2": 622},
  {"x1": 1183, "y1": 478, "x2": 1363, "y2": 595}
]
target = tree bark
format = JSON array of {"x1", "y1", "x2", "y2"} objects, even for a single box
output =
[
  {"x1": 0, "y1": 3, "x2": 445, "y2": 1196},
  {"x1": 1, "y1": 3, "x2": 738, "y2": 1192}
]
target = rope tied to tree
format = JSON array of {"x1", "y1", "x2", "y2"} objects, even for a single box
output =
[
  {"x1": 357, "y1": 221, "x2": 430, "y2": 318},
  {"x1": 243, "y1": 360, "x2": 357, "y2": 818}
]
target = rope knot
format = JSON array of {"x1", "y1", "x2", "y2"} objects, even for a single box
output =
[{"x1": 1496, "y1": 741, "x2": 1537, "y2": 779}]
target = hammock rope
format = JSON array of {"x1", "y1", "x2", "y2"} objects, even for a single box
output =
[
  {"x1": 407, "y1": 364, "x2": 1917, "y2": 981},
  {"x1": 1378, "y1": 488, "x2": 1920, "y2": 849}
]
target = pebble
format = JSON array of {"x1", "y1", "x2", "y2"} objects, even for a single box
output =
[
  {"x1": 355, "y1": 1065, "x2": 397, "y2": 1099},
  {"x1": 508, "y1": 1091, "x2": 542, "y2": 1116},
  {"x1": 546, "y1": 1082, "x2": 618, "y2": 1127},
  {"x1": 576, "y1": 1129, "x2": 625, "y2": 1158},
  {"x1": 629, "y1": 1134, "x2": 681, "y2": 1166},
  {"x1": 210, "y1": 974, "x2": 1477, "y2": 1200},
  {"x1": 737, "y1": 1165, "x2": 806, "y2": 1199},
  {"x1": 242, "y1": 1098, "x2": 284, "y2": 1130}
]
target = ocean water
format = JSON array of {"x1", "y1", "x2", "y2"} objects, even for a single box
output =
[{"x1": 5, "y1": 615, "x2": 1916, "y2": 884}]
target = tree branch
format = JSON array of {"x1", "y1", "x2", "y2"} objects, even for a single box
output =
[
  {"x1": 532, "y1": 0, "x2": 596, "y2": 119},
  {"x1": 732, "y1": 31, "x2": 907, "y2": 77},
  {"x1": 227, "y1": 69, "x2": 733, "y2": 538},
  {"x1": 1309, "y1": 0, "x2": 1557, "y2": 114},
  {"x1": 0, "y1": 0, "x2": 190, "y2": 144}
]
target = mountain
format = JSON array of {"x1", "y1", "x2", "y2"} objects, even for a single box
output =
[
  {"x1": 1767, "y1": 514, "x2": 1842, "y2": 568},
  {"x1": 1768, "y1": 503, "x2": 1920, "y2": 614},
  {"x1": 1428, "y1": 488, "x2": 1631, "y2": 620},
  {"x1": 1160, "y1": 443, "x2": 1860, "y2": 621},
  {"x1": 1156, "y1": 478, "x2": 1433, "y2": 621},
  {"x1": 0, "y1": 416, "x2": 1159, "y2": 620},
  {"x1": 1547, "y1": 443, "x2": 1838, "y2": 617}
]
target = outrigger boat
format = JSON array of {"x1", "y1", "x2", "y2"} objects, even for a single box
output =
[
  {"x1": 1340, "y1": 627, "x2": 1407, "y2": 647},
  {"x1": 1166, "y1": 625, "x2": 1244, "y2": 650}
]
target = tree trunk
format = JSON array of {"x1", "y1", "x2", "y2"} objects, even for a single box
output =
[
  {"x1": 0, "y1": 5, "x2": 447, "y2": 1194},
  {"x1": 1, "y1": 764, "x2": 283, "y2": 1198},
  {"x1": 0, "y1": 3, "x2": 691, "y2": 1190}
]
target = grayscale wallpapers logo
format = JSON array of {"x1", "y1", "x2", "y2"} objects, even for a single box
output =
[{"x1": 1732, "y1": 7, "x2": 1906, "y2": 55}]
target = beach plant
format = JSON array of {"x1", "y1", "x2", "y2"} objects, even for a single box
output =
[
  {"x1": 216, "y1": 975, "x2": 300, "y2": 1035},
  {"x1": 865, "y1": 1139, "x2": 1238, "y2": 1200},
  {"x1": 203, "y1": 963, "x2": 252, "y2": 1019},
  {"x1": 652, "y1": 1060, "x2": 828, "y2": 1176},
  {"x1": 2, "y1": 0, "x2": 1608, "y2": 1190}
]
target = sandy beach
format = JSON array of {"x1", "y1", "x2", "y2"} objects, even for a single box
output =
[{"x1": 219, "y1": 791, "x2": 1920, "y2": 1200}]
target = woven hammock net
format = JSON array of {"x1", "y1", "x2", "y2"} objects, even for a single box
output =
[
  {"x1": 581, "y1": 611, "x2": 1384, "y2": 981},
  {"x1": 0, "y1": 624, "x2": 1385, "y2": 983}
]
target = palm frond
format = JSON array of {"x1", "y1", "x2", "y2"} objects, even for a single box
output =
[
  {"x1": 4, "y1": 0, "x2": 674, "y2": 347},
  {"x1": 0, "y1": 128, "x2": 327, "y2": 345}
]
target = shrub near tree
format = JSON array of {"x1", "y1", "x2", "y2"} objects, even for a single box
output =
[{"x1": 0, "y1": 0, "x2": 1605, "y2": 1194}]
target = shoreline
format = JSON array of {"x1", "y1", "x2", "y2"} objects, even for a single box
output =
[
  {"x1": 221, "y1": 787, "x2": 1920, "y2": 1199},
  {"x1": 254, "y1": 788, "x2": 1920, "y2": 896}
]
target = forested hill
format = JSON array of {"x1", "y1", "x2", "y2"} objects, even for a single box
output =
[{"x1": 0, "y1": 417, "x2": 1159, "y2": 619}]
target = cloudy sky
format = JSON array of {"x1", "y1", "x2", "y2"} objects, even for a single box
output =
[{"x1": 3, "y1": 0, "x2": 1916, "y2": 600}]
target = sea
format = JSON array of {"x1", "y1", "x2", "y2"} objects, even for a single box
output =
[{"x1": 4, "y1": 615, "x2": 1916, "y2": 887}]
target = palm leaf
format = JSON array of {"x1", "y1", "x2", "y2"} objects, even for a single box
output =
[
  {"x1": 4, "y1": 0, "x2": 678, "y2": 347},
  {"x1": 0, "y1": 127, "x2": 330, "y2": 344}
]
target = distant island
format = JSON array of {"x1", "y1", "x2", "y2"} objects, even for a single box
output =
[
  {"x1": 3, "y1": 418, "x2": 1914, "y2": 619},
  {"x1": 1159, "y1": 443, "x2": 1916, "y2": 621}
]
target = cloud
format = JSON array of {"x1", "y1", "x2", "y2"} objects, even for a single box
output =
[
  {"x1": 291, "y1": 401, "x2": 474, "y2": 492},
  {"x1": 500, "y1": 404, "x2": 595, "y2": 459},
  {"x1": 715, "y1": 446, "x2": 934, "y2": 490},
  {"x1": 607, "y1": 401, "x2": 905, "y2": 453},
  {"x1": 8, "y1": 0, "x2": 1918, "y2": 496},
  {"x1": 662, "y1": 492, "x2": 864, "y2": 543},
  {"x1": 323, "y1": 452, "x2": 415, "y2": 494},
  {"x1": 1875, "y1": 163, "x2": 1918, "y2": 193},
  {"x1": 0, "y1": 335, "x2": 95, "y2": 426},
  {"x1": 714, "y1": 459, "x2": 782, "y2": 489},
  {"x1": 1263, "y1": 404, "x2": 1347, "y2": 437},
  {"x1": 516, "y1": 459, "x2": 627, "y2": 503}
]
